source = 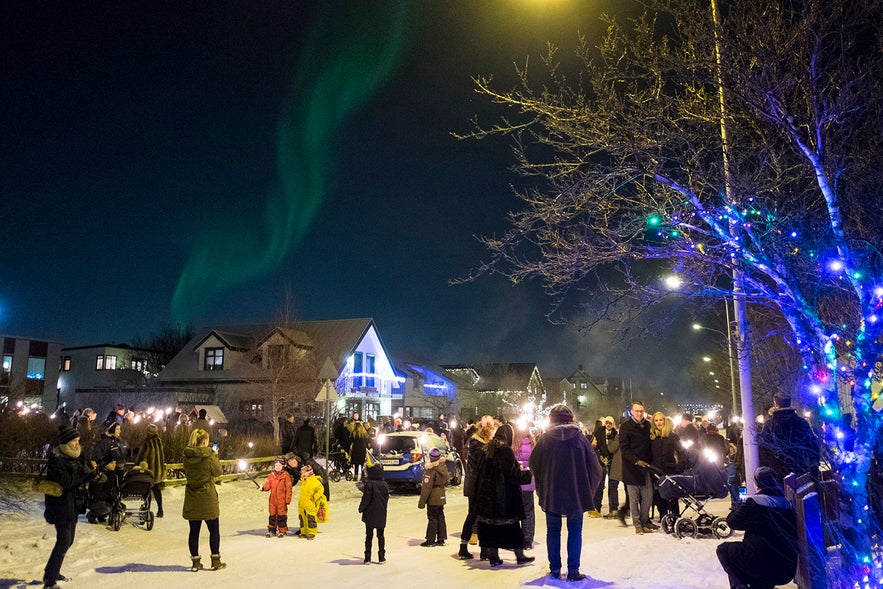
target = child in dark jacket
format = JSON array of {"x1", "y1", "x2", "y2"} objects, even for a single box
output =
[
  {"x1": 358, "y1": 462, "x2": 389, "y2": 564},
  {"x1": 261, "y1": 457, "x2": 293, "y2": 537},
  {"x1": 418, "y1": 447, "x2": 450, "y2": 547}
]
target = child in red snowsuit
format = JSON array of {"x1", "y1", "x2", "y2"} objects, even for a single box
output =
[{"x1": 262, "y1": 457, "x2": 293, "y2": 537}]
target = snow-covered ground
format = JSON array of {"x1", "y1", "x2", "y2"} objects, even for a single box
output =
[{"x1": 0, "y1": 477, "x2": 798, "y2": 589}]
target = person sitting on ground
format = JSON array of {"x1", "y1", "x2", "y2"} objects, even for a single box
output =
[{"x1": 715, "y1": 466, "x2": 799, "y2": 589}]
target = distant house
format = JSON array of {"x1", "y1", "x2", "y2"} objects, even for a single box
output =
[
  {"x1": 560, "y1": 367, "x2": 627, "y2": 419},
  {"x1": 443, "y1": 362, "x2": 546, "y2": 421},
  {"x1": 57, "y1": 344, "x2": 154, "y2": 412},
  {"x1": 155, "y1": 318, "x2": 398, "y2": 425},
  {"x1": 390, "y1": 359, "x2": 459, "y2": 420},
  {"x1": 1, "y1": 333, "x2": 63, "y2": 410}
]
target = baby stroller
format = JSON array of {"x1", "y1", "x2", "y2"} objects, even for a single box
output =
[
  {"x1": 327, "y1": 441, "x2": 353, "y2": 482},
  {"x1": 650, "y1": 448, "x2": 733, "y2": 539},
  {"x1": 108, "y1": 467, "x2": 155, "y2": 531}
]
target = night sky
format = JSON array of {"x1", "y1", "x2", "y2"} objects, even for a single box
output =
[{"x1": 2, "y1": 1, "x2": 708, "y2": 396}]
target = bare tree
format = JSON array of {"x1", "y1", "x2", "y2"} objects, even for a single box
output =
[{"x1": 459, "y1": 0, "x2": 883, "y2": 574}]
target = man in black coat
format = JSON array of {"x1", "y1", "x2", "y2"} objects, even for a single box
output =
[
  {"x1": 716, "y1": 466, "x2": 798, "y2": 589},
  {"x1": 529, "y1": 405, "x2": 603, "y2": 582},
  {"x1": 758, "y1": 392, "x2": 820, "y2": 482},
  {"x1": 619, "y1": 401, "x2": 654, "y2": 534}
]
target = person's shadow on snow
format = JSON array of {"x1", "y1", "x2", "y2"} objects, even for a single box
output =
[
  {"x1": 95, "y1": 564, "x2": 190, "y2": 573},
  {"x1": 523, "y1": 575, "x2": 614, "y2": 588}
]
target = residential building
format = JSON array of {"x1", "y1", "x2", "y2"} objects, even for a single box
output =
[
  {"x1": 390, "y1": 359, "x2": 459, "y2": 420},
  {"x1": 0, "y1": 334, "x2": 62, "y2": 410},
  {"x1": 155, "y1": 318, "x2": 399, "y2": 425},
  {"x1": 443, "y1": 362, "x2": 546, "y2": 421}
]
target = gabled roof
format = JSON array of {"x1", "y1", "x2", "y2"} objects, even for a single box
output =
[
  {"x1": 442, "y1": 362, "x2": 539, "y2": 392},
  {"x1": 157, "y1": 318, "x2": 380, "y2": 383}
]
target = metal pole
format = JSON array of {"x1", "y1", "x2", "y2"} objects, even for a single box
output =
[{"x1": 725, "y1": 300, "x2": 739, "y2": 417}]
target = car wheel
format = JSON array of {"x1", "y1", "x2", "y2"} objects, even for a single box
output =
[{"x1": 450, "y1": 463, "x2": 463, "y2": 486}]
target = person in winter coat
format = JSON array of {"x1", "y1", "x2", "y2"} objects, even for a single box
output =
[
  {"x1": 41, "y1": 425, "x2": 105, "y2": 589},
  {"x1": 512, "y1": 427, "x2": 537, "y2": 548},
  {"x1": 474, "y1": 424, "x2": 535, "y2": 568},
  {"x1": 182, "y1": 428, "x2": 225, "y2": 572},
  {"x1": 529, "y1": 406, "x2": 603, "y2": 582},
  {"x1": 716, "y1": 467, "x2": 799, "y2": 589},
  {"x1": 295, "y1": 418, "x2": 319, "y2": 460},
  {"x1": 418, "y1": 447, "x2": 450, "y2": 546},
  {"x1": 349, "y1": 421, "x2": 369, "y2": 479},
  {"x1": 358, "y1": 462, "x2": 389, "y2": 563},
  {"x1": 457, "y1": 420, "x2": 497, "y2": 560},
  {"x1": 650, "y1": 413, "x2": 687, "y2": 520},
  {"x1": 261, "y1": 457, "x2": 293, "y2": 537},
  {"x1": 136, "y1": 423, "x2": 166, "y2": 517},
  {"x1": 758, "y1": 392, "x2": 820, "y2": 482},
  {"x1": 298, "y1": 463, "x2": 328, "y2": 539},
  {"x1": 619, "y1": 402, "x2": 654, "y2": 534}
]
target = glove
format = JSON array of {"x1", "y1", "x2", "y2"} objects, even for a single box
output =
[{"x1": 636, "y1": 460, "x2": 650, "y2": 468}]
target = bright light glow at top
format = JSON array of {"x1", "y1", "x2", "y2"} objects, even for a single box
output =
[{"x1": 663, "y1": 275, "x2": 682, "y2": 290}]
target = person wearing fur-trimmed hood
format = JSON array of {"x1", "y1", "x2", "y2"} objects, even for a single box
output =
[
  {"x1": 716, "y1": 467, "x2": 799, "y2": 589},
  {"x1": 41, "y1": 425, "x2": 105, "y2": 589},
  {"x1": 418, "y1": 447, "x2": 450, "y2": 547}
]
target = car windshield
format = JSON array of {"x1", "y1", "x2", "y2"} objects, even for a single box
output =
[{"x1": 381, "y1": 436, "x2": 417, "y2": 455}]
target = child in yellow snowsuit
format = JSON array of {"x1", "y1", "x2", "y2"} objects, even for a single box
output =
[
  {"x1": 262, "y1": 457, "x2": 293, "y2": 537},
  {"x1": 298, "y1": 463, "x2": 327, "y2": 539}
]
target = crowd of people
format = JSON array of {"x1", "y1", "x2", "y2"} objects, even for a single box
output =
[{"x1": 36, "y1": 398, "x2": 823, "y2": 589}]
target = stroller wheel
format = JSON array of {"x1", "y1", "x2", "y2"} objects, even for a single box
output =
[
  {"x1": 661, "y1": 513, "x2": 677, "y2": 535},
  {"x1": 674, "y1": 517, "x2": 698, "y2": 539},
  {"x1": 145, "y1": 511, "x2": 155, "y2": 531},
  {"x1": 711, "y1": 516, "x2": 732, "y2": 539},
  {"x1": 329, "y1": 470, "x2": 341, "y2": 483}
]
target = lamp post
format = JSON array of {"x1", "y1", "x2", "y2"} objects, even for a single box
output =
[{"x1": 692, "y1": 306, "x2": 739, "y2": 418}]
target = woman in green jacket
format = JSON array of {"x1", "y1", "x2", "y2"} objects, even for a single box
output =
[{"x1": 182, "y1": 428, "x2": 224, "y2": 572}]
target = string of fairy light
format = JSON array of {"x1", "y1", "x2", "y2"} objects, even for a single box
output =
[{"x1": 644, "y1": 196, "x2": 883, "y2": 587}]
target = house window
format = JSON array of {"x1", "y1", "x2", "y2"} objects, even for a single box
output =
[
  {"x1": 1, "y1": 354, "x2": 11, "y2": 386},
  {"x1": 205, "y1": 348, "x2": 224, "y2": 371},
  {"x1": 61, "y1": 356, "x2": 71, "y2": 371},
  {"x1": 365, "y1": 354, "x2": 376, "y2": 388},
  {"x1": 96, "y1": 355, "x2": 117, "y2": 370},
  {"x1": 27, "y1": 357, "x2": 46, "y2": 380},
  {"x1": 352, "y1": 352, "x2": 363, "y2": 388},
  {"x1": 239, "y1": 400, "x2": 263, "y2": 415}
]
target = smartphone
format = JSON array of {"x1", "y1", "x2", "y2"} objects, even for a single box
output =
[{"x1": 737, "y1": 486, "x2": 747, "y2": 502}]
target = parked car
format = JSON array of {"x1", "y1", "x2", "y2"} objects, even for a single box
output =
[{"x1": 374, "y1": 431, "x2": 463, "y2": 490}]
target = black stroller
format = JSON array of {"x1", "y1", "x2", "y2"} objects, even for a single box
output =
[
  {"x1": 650, "y1": 448, "x2": 733, "y2": 539},
  {"x1": 327, "y1": 441, "x2": 353, "y2": 482},
  {"x1": 108, "y1": 467, "x2": 156, "y2": 531}
]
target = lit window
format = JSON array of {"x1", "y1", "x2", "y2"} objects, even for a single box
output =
[
  {"x1": 366, "y1": 354, "x2": 376, "y2": 388},
  {"x1": 27, "y1": 357, "x2": 46, "y2": 380},
  {"x1": 205, "y1": 348, "x2": 224, "y2": 371}
]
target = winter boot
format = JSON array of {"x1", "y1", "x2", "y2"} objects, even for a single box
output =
[
  {"x1": 190, "y1": 556, "x2": 203, "y2": 572},
  {"x1": 210, "y1": 554, "x2": 226, "y2": 570},
  {"x1": 457, "y1": 543, "x2": 473, "y2": 560}
]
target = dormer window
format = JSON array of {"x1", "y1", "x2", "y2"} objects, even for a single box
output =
[{"x1": 205, "y1": 348, "x2": 224, "y2": 371}]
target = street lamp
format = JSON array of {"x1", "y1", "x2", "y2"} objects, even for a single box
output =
[{"x1": 692, "y1": 312, "x2": 738, "y2": 417}]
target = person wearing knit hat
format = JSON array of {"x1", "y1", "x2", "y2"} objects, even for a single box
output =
[
  {"x1": 42, "y1": 424, "x2": 103, "y2": 589},
  {"x1": 261, "y1": 456, "x2": 294, "y2": 537},
  {"x1": 136, "y1": 421, "x2": 166, "y2": 517},
  {"x1": 716, "y1": 466, "x2": 798, "y2": 589}
]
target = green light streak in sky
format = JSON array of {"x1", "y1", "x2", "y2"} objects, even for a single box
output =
[{"x1": 172, "y1": 4, "x2": 412, "y2": 321}]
